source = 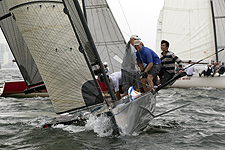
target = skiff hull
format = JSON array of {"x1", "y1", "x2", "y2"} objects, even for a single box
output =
[{"x1": 112, "y1": 92, "x2": 156, "y2": 134}]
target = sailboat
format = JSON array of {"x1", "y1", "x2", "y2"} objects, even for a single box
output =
[
  {"x1": 1, "y1": 0, "x2": 187, "y2": 135},
  {"x1": 156, "y1": 0, "x2": 225, "y2": 89},
  {"x1": 0, "y1": 1, "x2": 48, "y2": 97}
]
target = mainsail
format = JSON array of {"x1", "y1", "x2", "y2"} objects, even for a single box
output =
[
  {"x1": 0, "y1": 1, "x2": 43, "y2": 87},
  {"x1": 156, "y1": 0, "x2": 216, "y2": 62},
  {"x1": 4, "y1": 0, "x2": 105, "y2": 114},
  {"x1": 85, "y1": 0, "x2": 126, "y2": 73}
]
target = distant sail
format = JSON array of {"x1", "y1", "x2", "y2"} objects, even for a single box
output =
[
  {"x1": 0, "y1": 1, "x2": 43, "y2": 87},
  {"x1": 85, "y1": 0, "x2": 125, "y2": 73},
  {"x1": 156, "y1": 0, "x2": 216, "y2": 62}
]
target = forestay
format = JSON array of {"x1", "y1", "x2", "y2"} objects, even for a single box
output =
[
  {"x1": 156, "y1": 0, "x2": 215, "y2": 62},
  {"x1": 5, "y1": 0, "x2": 103, "y2": 114},
  {"x1": 0, "y1": 1, "x2": 43, "y2": 87},
  {"x1": 85, "y1": 0, "x2": 125, "y2": 73}
]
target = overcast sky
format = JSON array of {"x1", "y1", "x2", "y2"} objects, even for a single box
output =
[
  {"x1": 107, "y1": 0, "x2": 164, "y2": 50},
  {"x1": 0, "y1": 0, "x2": 164, "y2": 50}
]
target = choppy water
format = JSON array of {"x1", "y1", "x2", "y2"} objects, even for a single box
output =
[{"x1": 1, "y1": 68, "x2": 225, "y2": 150}]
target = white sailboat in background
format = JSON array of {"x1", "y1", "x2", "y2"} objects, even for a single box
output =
[{"x1": 156, "y1": 0, "x2": 225, "y2": 89}]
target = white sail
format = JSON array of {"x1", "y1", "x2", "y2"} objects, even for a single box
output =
[
  {"x1": 0, "y1": 1, "x2": 43, "y2": 87},
  {"x1": 156, "y1": 0, "x2": 225, "y2": 89},
  {"x1": 85, "y1": 0, "x2": 125, "y2": 73},
  {"x1": 156, "y1": 0, "x2": 216, "y2": 62},
  {"x1": 5, "y1": 0, "x2": 104, "y2": 114}
]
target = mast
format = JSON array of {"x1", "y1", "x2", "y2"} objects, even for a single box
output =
[
  {"x1": 74, "y1": 0, "x2": 117, "y2": 101},
  {"x1": 82, "y1": 0, "x2": 87, "y2": 21},
  {"x1": 210, "y1": 0, "x2": 219, "y2": 62},
  {"x1": 63, "y1": 0, "x2": 117, "y2": 101}
]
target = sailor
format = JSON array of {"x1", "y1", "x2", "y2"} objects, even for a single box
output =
[
  {"x1": 108, "y1": 71, "x2": 123, "y2": 100},
  {"x1": 216, "y1": 62, "x2": 225, "y2": 77},
  {"x1": 212, "y1": 62, "x2": 224, "y2": 77},
  {"x1": 199, "y1": 64, "x2": 212, "y2": 77},
  {"x1": 134, "y1": 39, "x2": 161, "y2": 92},
  {"x1": 121, "y1": 34, "x2": 141, "y2": 96},
  {"x1": 211, "y1": 62, "x2": 219, "y2": 77},
  {"x1": 159, "y1": 40, "x2": 182, "y2": 85},
  {"x1": 103, "y1": 62, "x2": 109, "y2": 74},
  {"x1": 185, "y1": 60, "x2": 194, "y2": 76}
]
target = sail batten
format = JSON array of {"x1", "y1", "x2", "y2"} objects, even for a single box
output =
[{"x1": 8, "y1": 1, "x2": 63, "y2": 11}]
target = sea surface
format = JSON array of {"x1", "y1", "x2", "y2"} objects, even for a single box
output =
[{"x1": 1, "y1": 68, "x2": 225, "y2": 150}]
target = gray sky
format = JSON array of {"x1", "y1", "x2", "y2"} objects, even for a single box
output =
[
  {"x1": 107, "y1": 0, "x2": 164, "y2": 50},
  {"x1": 0, "y1": 0, "x2": 164, "y2": 50}
]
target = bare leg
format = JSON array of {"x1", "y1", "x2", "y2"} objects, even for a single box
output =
[
  {"x1": 147, "y1": 74, "x2": 154, "y2": 91},
  {"x1": 154, "y1": 76, "x2": 159, "y2": 85},
  {"x1": 141, "y1": 78, "x2": 148, "y2": 92},
  {"x1": 115, "y1": 91, "x2": 121, "y2": 100}
]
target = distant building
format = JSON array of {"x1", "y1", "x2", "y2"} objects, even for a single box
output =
[{"x1": 0, "y1": 43, "x2": 17, "y2": 68}]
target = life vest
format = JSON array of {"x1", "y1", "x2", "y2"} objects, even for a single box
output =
[
  {"x1": 204, "y1": 67, "x2": 212, "y2": 76},
  {"x1": 219, "y1": 66, "x2": 225, "y2": 74}
]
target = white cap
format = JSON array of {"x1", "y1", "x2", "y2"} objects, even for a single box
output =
[
  {"x1": 130, "y1": 34, "x2": 141, "y2": 40},
  {"x1": 133, "y1": 40, "x2": 141, "y2": 46},
  {"x1": 103, "y1": 62, "x2": 108, "y2": 66}
]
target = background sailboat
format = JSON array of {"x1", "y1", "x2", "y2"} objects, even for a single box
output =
[
  {"x1": 156, "y1": 0, "x2": 225, "y2": 89},
  {"x1": 0, "y1": 1, "x2": 47, "y2": 97}
]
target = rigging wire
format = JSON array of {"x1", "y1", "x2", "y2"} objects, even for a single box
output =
[{"x1": 117, "y1": 0, "x2": 132, "y2": 35}]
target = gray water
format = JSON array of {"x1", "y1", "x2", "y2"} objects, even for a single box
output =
[{"x1": 0, "y1": 68, "x2": 225, "y2": 150}]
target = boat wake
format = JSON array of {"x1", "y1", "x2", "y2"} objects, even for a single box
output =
[
  {"x1": 40, "y1": 113, "x2": 115, "y2": 137},
  {"x1": 53, "y1": 124, "x2": 86, "y2": 134},
  {"x1": 85, "y1": 114, "x2": 114, "y2": 137},
  {"x1": 192, "y1": 87, "x2": 217, "y2": 90}
]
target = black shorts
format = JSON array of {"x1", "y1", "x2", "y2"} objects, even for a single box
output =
[{"x1": 146, "y1": 63, "x2": 161, "y2": 78}]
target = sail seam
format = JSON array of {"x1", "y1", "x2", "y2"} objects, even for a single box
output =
[{"x1": 215, "y1": 16, "x2": 225, "y2": 19}]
